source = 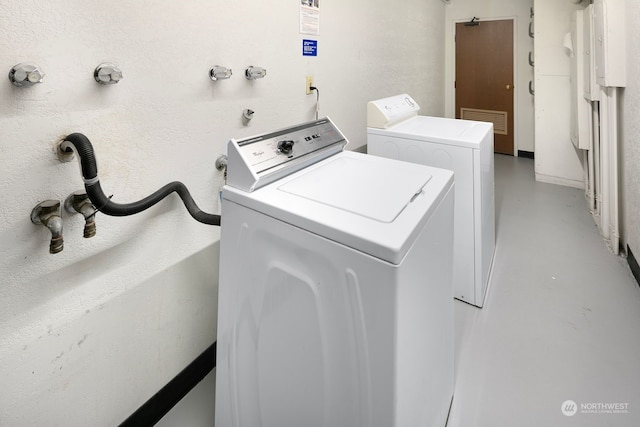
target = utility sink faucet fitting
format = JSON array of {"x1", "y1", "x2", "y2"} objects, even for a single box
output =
[
  {"x1": 31, "y1": 200, "x2": 64, "y2": 254},
  {"x1": 65, "y1": 191, "x2": 97, "y2": 238}
]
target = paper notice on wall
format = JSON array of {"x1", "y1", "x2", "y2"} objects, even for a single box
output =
[{"x1": 300, "y1": 1, "x2": 320, "y2": 35}]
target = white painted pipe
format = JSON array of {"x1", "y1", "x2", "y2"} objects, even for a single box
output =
[
  {"x1": 596, "y1": 86, "x2": 621, "y2": 255},
  {"x1": 587, "y1": 101, "x2": 596, "y2": 212},
  {"x1": 593, "y1": 101, "x2": 601, "y2": 221},
  {"x1": 609, "y1": 88, "x2": 620, "y2": 255},
  {"x1": 600, "y1": 86, "x2": 610, "y2": 241}
]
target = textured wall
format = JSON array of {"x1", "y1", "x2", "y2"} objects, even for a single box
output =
[
  {"x1": 0, "y1": 1, "x2": 445, "y2": 425},
  {"x1": 621, "y1": 2, "x2": 640, "y2": 256}
]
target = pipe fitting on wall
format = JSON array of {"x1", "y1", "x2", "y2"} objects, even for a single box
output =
[
  {"x1": 242, "y1": 109, "x2": 254, "y2": 126},
  {"x1": 9, "y1": 62, "x2": 45, "y2": 87},
  {"x1": 65, "y1": 191, "x2": 97, "y2": 238},
  {"x1": 210, "y1": 66, "x2": 232, "y2": 81},
  {"x1": 245, "y1": 66, "x2": 266, "y2": 80},
  {"x1": 94, "y1": 63, "x2": 123, "y2": 85},
  {"x1": 215, "y1": 154, "x2": 228, "y2": 182},
  {"x1": 31, "y1": 200, "x2": 64, "y2": 254}
]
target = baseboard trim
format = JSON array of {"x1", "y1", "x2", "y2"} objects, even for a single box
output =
[
  {"x1": 119, "y1": 341, "x2": 217, "y2": 427},
  {"x1": 628, "y1": 245, "x2": 640, "y2": 288},
  {"x1": 517, "y1": 150, "x2": 534, "y2": 159},
  {"x1": 535, "y1": 173, "x2": 586, "y2": 190}
]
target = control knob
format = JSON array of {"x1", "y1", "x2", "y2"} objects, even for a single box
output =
[{"x1": 277, "y1": 140, "x2": 295, "y2": 155}]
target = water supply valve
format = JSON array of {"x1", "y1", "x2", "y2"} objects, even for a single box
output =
[
  {"x1": 242, "y1": 109, "x2": 255, "y2": 121},
  {"x1": 94, "y1": 63, "x2": 123, "y2": 85},
  {"x1": 210, "y1": 66, "x2": 233, "y2": 81},
  {"x1": 31, "y1": 200, "x2": 64, "y2": 254},
  {"x1": 245, "y1": 66, "x2": 267, "y2": 80},
  {"x1": 9, "y1": 63, "x2": 45, "y2": 87},
  {"x1": 65, "y1": 191, "x2": 97, "y2": 238},
  {"x1": 242, "y1": 109, "x2": 255, "y2": 126},
  {"x1": 216, "y1": 154, "x2": 228, "y2": 183}
]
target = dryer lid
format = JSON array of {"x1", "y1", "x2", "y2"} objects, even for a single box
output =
[{"x1": 368, "y1": 115, "x2": 493, "y2": 150}]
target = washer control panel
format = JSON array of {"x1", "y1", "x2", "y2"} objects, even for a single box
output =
[{"x1": 226, "y1": 117, "x2": 348, "y2": 192}]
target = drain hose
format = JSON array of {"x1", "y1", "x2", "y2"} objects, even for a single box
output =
[{"x1": 61, "y1": 133, "x2": 221, "y2": 226}]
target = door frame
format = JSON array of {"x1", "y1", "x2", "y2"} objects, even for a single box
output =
[{"x1": 448, "y1": 16, "x2": 520, "y2": 156}]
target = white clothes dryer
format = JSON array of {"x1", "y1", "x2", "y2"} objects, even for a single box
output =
[
  {"x1": 216, "y1": 118, "x2": 454, "y2": 427},
  {"x1": 367, "y1": 94, "x2": 495, "y2": 308}
]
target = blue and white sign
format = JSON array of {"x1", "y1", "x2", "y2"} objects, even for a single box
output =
[{"x1": 303, "y1": 39, "x2": 318, "y2": 57}]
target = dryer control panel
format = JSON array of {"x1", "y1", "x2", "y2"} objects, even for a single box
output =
[
  {"x1": 367, "y1": 94, "x2": 420, "y2": 129},
  {"x1": 226, "y1": 117, "x2": 348, "y2": 192}
]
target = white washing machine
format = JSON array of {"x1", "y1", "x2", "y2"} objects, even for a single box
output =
[
  {"x1": 215, "y1": 118, "x2": 455, "y2": 427},
  {"x1": 367, "y1": 94, "x2": 495, "y2": 308}
]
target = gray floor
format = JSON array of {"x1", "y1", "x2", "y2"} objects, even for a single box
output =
[
  {"x1": 448, "y1": 154, "x2": 640, "y2": 427},
  {"x1": 158, "y1": 154, "x2": 640, "y2": 426}
]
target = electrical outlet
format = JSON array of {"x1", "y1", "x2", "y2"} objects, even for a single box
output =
[{"x1": 306, "y1": 75, "x2": 314, "y2": 95}]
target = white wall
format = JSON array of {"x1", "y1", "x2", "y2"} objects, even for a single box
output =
[
  {"x1": 0, "y1": 1, "x2": 446, "y2": 425},
  {"x1": 533, "y1": 0, "x2": 585, "y2": 188},
  {"x1": 444, "y1": 0, "x2": 535, "y2": 153},
  {"x1": 621, "y1": 2, "x2": 640, "y2": 256}
]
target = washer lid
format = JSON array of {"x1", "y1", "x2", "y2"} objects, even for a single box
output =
[
  {"x1": 222, "y1": 151, "x2": 454, "y2": 264},
  {"x1": 278, "y1": 155, "x2": 430, "y2": 223},
  {"x1": 368, "y1": 115, "x2": 493, "y2": 150}
]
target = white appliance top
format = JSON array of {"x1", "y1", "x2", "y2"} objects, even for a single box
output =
[
  {"x1": 368, "y1": 115, "x2": 493, "y2": 150},
  {"x1": 367, "y1": 94, "x2": 420, "y2": 129},
  {"x1": 224, "y1": 148, "x2": 453, "y2": 264}
]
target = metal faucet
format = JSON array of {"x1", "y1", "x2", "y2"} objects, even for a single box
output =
[
  {"x1": 65, "y1": 191, "x2": 97, "y2": 238},
  {"x1": 31, "y1": 200, "x2": 64, "y2": 254}
]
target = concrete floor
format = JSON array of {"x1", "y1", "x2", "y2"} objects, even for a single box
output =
[{"x1": 447, "y1": 154, "x2": 640, "y2": 427}]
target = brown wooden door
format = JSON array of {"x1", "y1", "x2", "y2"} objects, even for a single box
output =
[{"x1": 455, "y1": 20, "x2": 514, "y2": 155}]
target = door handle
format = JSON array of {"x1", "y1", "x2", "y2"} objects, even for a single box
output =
[
  {"x1": 529, "y1": 81, "x2": 535, "y2": 96},
  {"x1": 506, "y1": 84, "x2": 512, "y2": 90}
]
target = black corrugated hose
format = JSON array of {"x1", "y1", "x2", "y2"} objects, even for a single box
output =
[{"x1": 61, "y1": 133, "x2": 221, "y2": 226}]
